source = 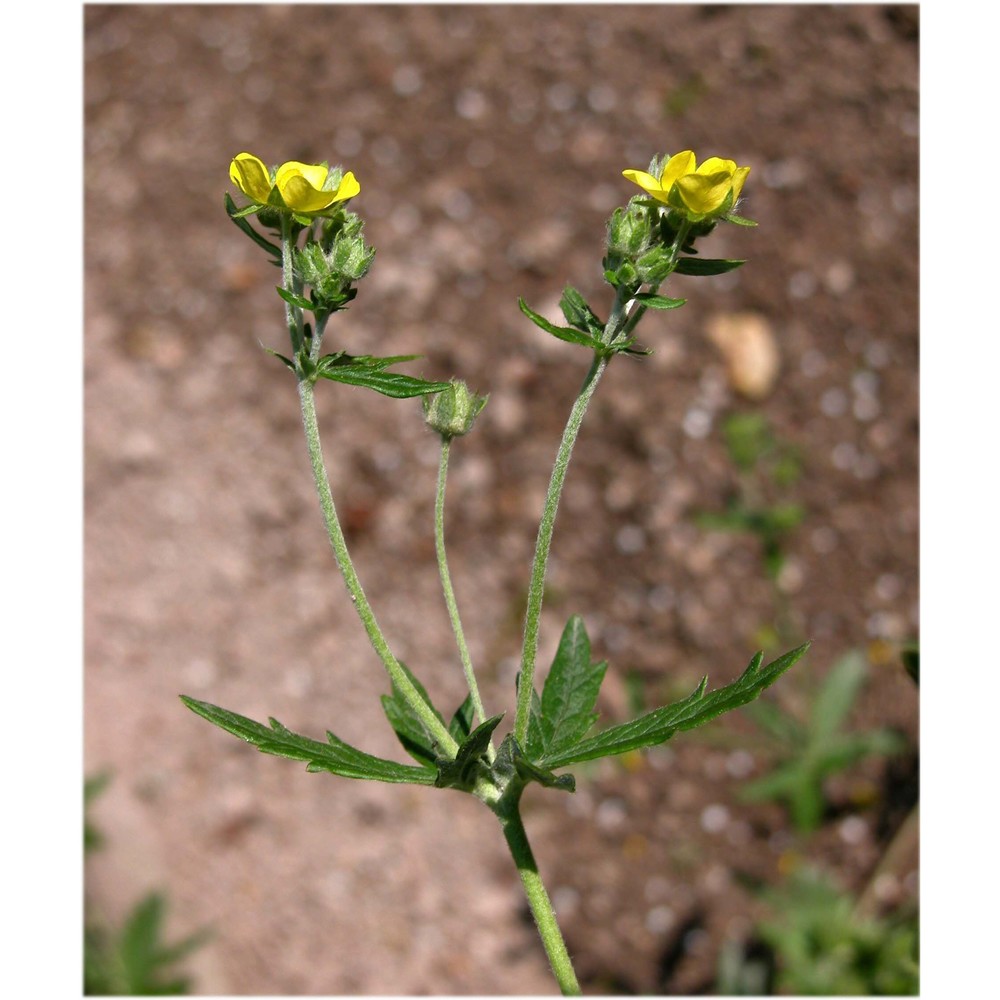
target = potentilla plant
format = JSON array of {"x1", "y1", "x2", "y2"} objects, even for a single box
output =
[{"x1": 182, "y1": 148, "x2": 809, "y2": 995}]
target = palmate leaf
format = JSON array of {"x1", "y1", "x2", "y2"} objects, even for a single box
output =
[
  {"x1": 539, "y1": 643, "x2": 810, "y2": 769},
  {"x1": 181, "y1": 696, "x2": 436, "y2": 785},
  {"x1": 559, "y1": 285, "x2": 605, "y2": 337}
]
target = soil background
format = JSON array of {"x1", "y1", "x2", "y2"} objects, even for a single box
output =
[{"x1": 84, "y1": 4, "x2": 919, "y2": 995}]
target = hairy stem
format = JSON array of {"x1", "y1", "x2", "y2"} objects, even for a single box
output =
[
  {"x1": 297, "y1": 379, "x2": 459, "y2": 756},
  {"x1": 513, "y1": 353, "x2": 608, "y2": 746},
  {"x1": 497, "y1": 798, "x2": 581, "y2": 995},
  {"x1": 435, "y1": 438, "x2": 491, "y2": 746}
]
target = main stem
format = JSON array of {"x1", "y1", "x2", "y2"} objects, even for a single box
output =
[
  {"x1": 497, "y1": 798, "x2": 581, "y2": 995},
  {"x1": 435, "y1": 438, "x2": 491, "y2": 738}
]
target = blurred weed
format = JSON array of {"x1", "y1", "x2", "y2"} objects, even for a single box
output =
[
  {"x1": 717, "y1": 866, "x2": 918, "y2": 995},
  {"x1": 662, "y1": 73, "x2": 707, "y2": 117},
  {"x1": 739, "y1": 650, "x2": 906, "y2": 832},
  {"x1": 84, "y1": 775, "x2": 209, "y2": 995},
  {"x1": 695, "y1": 411, "x2": 806, "y2": 584}
]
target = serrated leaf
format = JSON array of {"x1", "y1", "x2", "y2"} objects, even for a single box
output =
[
  {"x1": 539, "y1": 643, "x2": 810, "y2": 768},
  {"x1": 633, "y1": 292, "x2": 687, "y2": 310},
  {"x1": 523, "y1": 684, "x2": 545, "y2": 760},
  {"x1": 224, "y1": 193, "x2": 281, "y2": 258},
  {"x1": 559, "y1": 285, "x2": 605, "y2": 336},
  {"x1": 673, "y1": 257, "x2": 746, "y2": 276},
  {"x1": 380, "y1": 661, "x2": 447, "y2": 768},
  {"x1": 540, "y1": 615, "x2": 607, "y2": 755},
  {"x1": 448, "y1": 693, "x2": 475, "y2": 742},
  {"x1": 181, "y1": 696, "x2": 436, "y2": 784},
  {"x1": 518, "y1": 297, "x2": 603, "y2": 350},
  {"x1": 318, "y1": 364, "x2": 450, "y2": 398},
  {"x1": 434, "y1": 714, "x2": 504, "y2": 790}
]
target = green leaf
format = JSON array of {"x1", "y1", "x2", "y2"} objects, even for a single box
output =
[
  {"x1": 559, "y1": 285, "x2": 605, "y2": 336},
  {"x1": 673, "y1": 257, "x2": 746, "y2": 276},
  {"x1": 434, "y1": 714, "x2": 504, "y2": 791},
  {"x1": 181, "y1": 696, "x2": 436, "y2": 785},
  {"x1": 633, "y1": 292, "x2": 687, "y2": 310},
  {"x1": 539, "y1": 643, "x2": 810, "y2": 769},
  {"x1": 518, "y1": 297, "x2": 603, "y2": 350},
  {"x1": 317, "y1": 362, "x2": 450, "y2": 398},
  {"x1": 380, "y1": 661, "x2": 447, "y2": 768},
  {"x1": 809, "y1": 651, "x2": 867, "y2": 745},
  {"x1": 224, "y1": 193, "x2": 281, "y2": 258},
  {"x1": 539, "y1": 615, "x2": 607, "y2": 756},
  {"x1": 523, "y1": 684, "x2": 545, "y2": 760},
  {"x1": 275, "y1": 286, "x2": 315, "y2": 311},
  {"x1": 448, "y1": 693, "x2": 475, "y2": 742}
]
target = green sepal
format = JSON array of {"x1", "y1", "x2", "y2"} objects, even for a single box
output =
[
  {"x1": 721, "y1": 212, "x2": 758, "y2": 227},
  {"x1": 633, "y1": 292, "x2": 687, "y2": 310},
  {"x1": 518, "y1": 297, "x2": 604, "y2": 351},
  {"x1": 558, "y1": 285, "x2": 605, "y2": 337},
  {"x1": 225, "y1": 193, "x2": 281, "y2": 258},
  {"x1": 500, "y1": 735, "x2": 576, "y2": 793},
  {"x1": 315, "y1": 353, "x2": 450, "y2": 398},
  {"x1": 673, "y1": 257, "x2": 746, "y2": 276},
  {"x1": 434, "y1": 714, "x2": 504, "y2": 791},
  {"x1": 448, "y1": 693, "x2": 475, "y2": 742},
  {"x1": 275, "y1": 286, "x2": 315, "y2": 312},
  {"x1": 539, "y1": 643, "x2": 810, "y2": 769},
  {"x1": 180, "y1": 696, "x2": 436, "y2": 785},
  {"x1": 380, "y1": 661, "x2": 447, "y2": 769}
]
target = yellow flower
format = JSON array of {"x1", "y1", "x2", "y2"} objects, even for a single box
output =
[
  {"x1": 623, "y1": 150, "x2": 749, "y2": 217},
  {"x1": 229, "y1": 152, "x2": 360, "y2": 213}
]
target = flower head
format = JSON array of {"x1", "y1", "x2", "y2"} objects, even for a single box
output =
[
  {"x1": 623, "y1": 150, "x2": 749, "y2": 219},
  {"x1": 229, "y1": 152, "x2": 360, "y2": 214}
]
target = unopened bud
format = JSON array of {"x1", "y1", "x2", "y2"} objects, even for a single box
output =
[{"x1": 423, "y1": 379, "x2": 488, "y2": 439}]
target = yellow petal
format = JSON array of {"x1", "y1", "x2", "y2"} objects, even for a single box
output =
[
  {"x1": 696, "y1": 156, "x2": 737, "y2": 177},
  {"x1": 730, "y1": 165, "x2": 750, "y2": 202},
  {"x1": 277, "y1": 174, "x2": 338, "y2": 212},
  {"x1": 674, "y1": 171, "x2": 733, "y2": 215},
  {"x1": 332, "y1": 171, "x2": 360, "y2": 202},
  {"x1": 659, "y1": 150, "x2": 697, "y2": 191},
  {"x1": 622, "y1": 168, "x2": 671, "y2": 203},
  {"x1": 275, "y1": 160, "x2": 330, "y2": 193},
  {"x1": 229, "y1": 152, "x2": 273, "y2": 203}
]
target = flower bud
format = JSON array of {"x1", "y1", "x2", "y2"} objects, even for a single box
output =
[{"x1": 423, "y1": 379, "x2": 488, "y2": 439}]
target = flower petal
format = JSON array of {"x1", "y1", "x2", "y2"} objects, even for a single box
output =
[
  {"x1": 730, "y1": 165, "x2": 750, "y2": 202},
  {"x1": 659, "y1": 150, "x2": 697, "y2": 191},
  {"x1": 230, "y1": 152, "x2": 273, "y2": 203},
  {"x1": 696, "y1": 156, "x2": 737, "y2": 177},
  {"x1": 275, "y1": 160, "x2": 330, "y2": 193},
  {"x1": 623, "y1": 168, "x2": 671, "y2": 203},
  {"x1": 674, "y1": 170, "x2": 733, "y2": 215},
  {"x1": 332, "y1": 170, "x2": 360, "y2": 202}
]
